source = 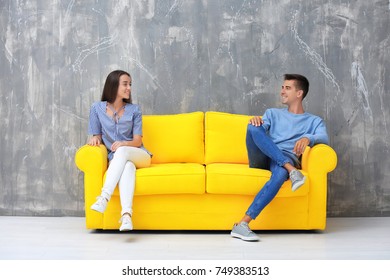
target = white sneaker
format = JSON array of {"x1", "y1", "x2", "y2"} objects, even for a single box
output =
[
  {"x1": 119, "y1": 214, "x2": 133, "y2": 231},
  {"x1": 90, "y1": 196, "x2": 108, "y2": 213}
]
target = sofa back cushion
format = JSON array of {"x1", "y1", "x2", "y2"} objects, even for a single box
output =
[
  {"x1": 143, "y1": 111, "x2": 205, "y2": 164},
  {"x1": 205, "y1": 111, "x2": 252, "y2": 164}
]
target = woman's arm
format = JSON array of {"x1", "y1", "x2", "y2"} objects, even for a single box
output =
[
  {"x1": 110, "y1": 134, "x2": 142, "y2": 151},
  {"x1": 88, "y1": 103, "x2": 103, "y2": 146}
]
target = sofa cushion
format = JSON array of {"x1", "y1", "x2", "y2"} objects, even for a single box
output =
[
  {"x1": 110, "y1": 163, "x2": 205, "y2": 196},
  {"x1": 135, "y1": 163, "x2": 205, "y2": 195},
  {"x1": 142, "y1": 112, "x2": 204, "y2": 164},
  {"x1": 206, "y1": 163, "x2": 309, "y2": 197},
  {"x1": 205, "y1": 111, "x2": 251, "y2": 164}
]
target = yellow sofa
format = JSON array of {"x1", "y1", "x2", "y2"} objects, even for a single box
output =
[{"x1": 75, "y1": 111, "x2": 337, "y2": 230}]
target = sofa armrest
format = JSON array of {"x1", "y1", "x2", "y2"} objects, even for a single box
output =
[
  {"x1": 75, "y1": 144, "x2": 108, "y2": 174},
  {"x1": 302, "y1": 144, "x2": 337, "y2": 174},
  {"x1": 75, "y1": 144, "x2": 108, "y2": 194},
  {"x1": 301, "y1": 144, "x2": 337, "y2": 229},
  {"x1": 75, "y1": 145, "x2": 108, "y2": 228}
]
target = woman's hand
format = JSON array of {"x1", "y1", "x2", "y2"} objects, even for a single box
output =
[
  {"x1": 88, "y1": 135, "x2": 101, "y2": 146},
  {"x1": 249, "y1": 116, "x2": 264, "y2": 127},
  {"x1": 111, "y1": 141, "x2": 126, "y2": 152},
  {"x1": 111, "y1": 136, "x2": 143, "y2": 151}
]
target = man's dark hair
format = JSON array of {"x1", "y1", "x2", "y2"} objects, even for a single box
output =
[
  {"x1": 284, "y1": 74, "x2": 309, "y2": 100},
  {"x1": 101, "y1": 70, "x2": 132, "y2": 104}
]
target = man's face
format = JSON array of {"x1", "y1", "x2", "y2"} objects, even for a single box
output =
[{"x1": 280, "y1": 80, "x2": 302, "y2": 105}]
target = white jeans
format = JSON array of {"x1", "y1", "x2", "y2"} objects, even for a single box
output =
[{"x1": 100, "y1": 146, "x2": 151, "y2": 216}]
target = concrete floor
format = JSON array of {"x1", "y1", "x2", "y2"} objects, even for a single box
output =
[
  {"x1": 1, "y1": 216, "x2": 389, "y2": 279},
  {"x1": 0, "y1": 216, "x2": 389, "y2": 260}
]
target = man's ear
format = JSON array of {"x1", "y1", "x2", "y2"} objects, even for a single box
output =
[{"x1": 297, "y1": 89, "x2": 304, "y2": 99}]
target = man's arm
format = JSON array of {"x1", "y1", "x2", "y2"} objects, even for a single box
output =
[
  {"x1": 294, "y1": 119, "x2": 329, "y2": 157},
  {"x1": 303, "y1": 119, "x2": 329, "y2": 146},
  {"x1": 293, "y1": 137, "x2": 310, "y2": 157},
  {"x1": 248, "y1": 109, "x2": 271, "y2": 131}
]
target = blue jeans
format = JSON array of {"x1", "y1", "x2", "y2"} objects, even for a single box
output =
[{"x1": 245, "y1": 124, "x2": 298, "y2": 219}]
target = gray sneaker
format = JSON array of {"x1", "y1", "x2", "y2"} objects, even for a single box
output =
[
  {"x1": 290, "y1": 169, "x2": 306, "y2": 192},
  {"x1": 230, "y1": 222, "x2": 259, "y2": 242}
]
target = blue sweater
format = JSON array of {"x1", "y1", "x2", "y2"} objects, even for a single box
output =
[{"x1": 262, "y1": 108, "x2": 329, "y2": 159}]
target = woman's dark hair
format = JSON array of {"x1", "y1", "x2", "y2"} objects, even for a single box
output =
[
  {"x1": 284, "y1": 74, "x2": 309, "y2": 100},
  {"x1": 101, "y1": 70, "x2": 132, "y2": 103}
]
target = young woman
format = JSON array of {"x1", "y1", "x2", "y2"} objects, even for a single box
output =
[{"x1": 87, "y1": 70, "x2": 152, "y2": 231}]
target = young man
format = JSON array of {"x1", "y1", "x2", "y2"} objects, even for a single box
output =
[{"x1": 231, "y1": 74, "x2": 329, "y2": 241}]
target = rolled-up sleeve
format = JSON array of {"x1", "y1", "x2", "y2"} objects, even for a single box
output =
[
  {"x1": 132, "y1": 105, "x2": 142, "y2": 136},
  {"x1": 306, "y1": 119, "x2": 329, "y2": 146},
  {"x1": 88, "y1": 103, "x2": 102, "y2": 135},
  {"x1": 261, "y1": 109, "x2": 271, "y2": 132}
]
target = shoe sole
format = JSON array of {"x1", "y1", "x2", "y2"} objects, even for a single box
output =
[
  {"x1": 90, "y1": 205, "x2": 105, "y2": 213},
  {"x1": 119, "y1": 226, "x2": 133, "y2": 231},
  {"x1": 292, "y1": 176, "x2": 306, "y2": 192},
  {"x1": 230, "y1": 232, "x2": 259, "y2": 242}
]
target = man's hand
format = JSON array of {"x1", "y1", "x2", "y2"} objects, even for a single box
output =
[
  {"x1": 249, "y1": 116, "x2": 264, "y2": 127},
  {"x1": 293, "y1": 137, "x2": 310, "y2": 156}
]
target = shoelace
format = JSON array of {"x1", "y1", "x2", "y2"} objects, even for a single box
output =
[
  {"x1": 119, "y1": 215, "x2": 131, "y2": 223},
  {"x1": 238, "y1": 223, "x2": 251, "y2": 233},
  {"x1": 96, "y1": 196, "x2": 105, "y2": 205},
  {"x1": 291, "y1": 170, "x2": 303, "y2": 179}
]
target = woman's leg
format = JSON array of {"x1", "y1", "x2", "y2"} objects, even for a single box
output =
[
  {"x1": 118, "y1": 161, "x2": 136, "y2": 216},
  {"x1": 117, "y1": 147, "x2": 151, "y2": 216},
  {"x1": 100, "y1": 147, "x2": 151, "y2": 201},
  {"x1": 91, "y1": 147, "x2": 151, "y2": 215}
]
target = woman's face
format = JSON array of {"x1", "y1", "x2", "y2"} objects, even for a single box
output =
[{"x1": 116, "y1": 74, "x2": 131, "y2": 101}]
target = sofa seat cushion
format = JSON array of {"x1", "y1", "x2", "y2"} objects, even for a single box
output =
[
  {"x1": 108, "y1": 163, "x2": 205, "y2": 196},
  {"x1": 206, "y1": 163, "x2": 309, "y2": 197}
]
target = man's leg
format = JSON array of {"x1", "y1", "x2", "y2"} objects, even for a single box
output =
[
  {"x1": 246, "y1": 125, "x2": 269, "y2": 169},
  {"x1": 246, "y1": 124, "x2": 305, "y2": 191},
  {"x1": 245, "y1": 160, "x2": 290, "y2": 219},
  {"x1": 246, "y1": 124, "x2": 290, "y2": 167},
  {"x1": 230, "y1": 161, "x2": 288, "y2": 241},
  {"x1": 231, "y1": 160, "x2": 290, "y2": 242}
]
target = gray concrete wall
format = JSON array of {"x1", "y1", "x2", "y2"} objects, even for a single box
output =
[{"x1": 0, "y1": 0, "x2": 389, "y2": 217}]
